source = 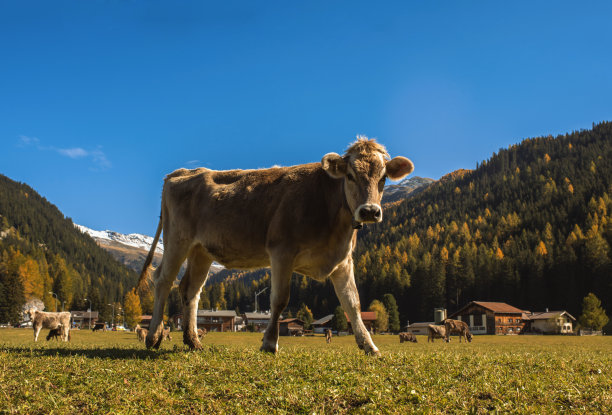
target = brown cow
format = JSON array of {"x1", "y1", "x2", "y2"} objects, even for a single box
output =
[
  {"x1": 443, "y1": 319, "x2": 473, "y2": 343},
  {"x1": 427, "y1": 324, "x2": 448, "y2": 343},
  {"x1": 197, "y1": 328, "x2": 207, "y2": 339},
  {"x1": 399, "y1": 332, "x2": 417, "y2": 343},
  {"x1": 325, "y1": 328, "x2": 332, "y2": 344},
  {"x1": 137, "y1": 138, "x2": 413, "y2": 355},
  {"x1": 26, "y1": 309, "x2": 71, "y2": 342},
  {"x1": 46, "y1": 327, "x2": 62, "y2": 341},
  {"x1": 162, "y1": 326, "x2": 172, "y2": 341},
  {"x1": 135, "y1": 324, "x2": 148, "y2": 342}
]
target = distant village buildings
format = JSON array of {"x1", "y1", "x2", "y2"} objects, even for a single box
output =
[{"x1": 407, "y1": 301, "x2": 578, "y2": 336}]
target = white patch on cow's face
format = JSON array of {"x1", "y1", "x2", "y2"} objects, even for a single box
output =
[{"x1": 344, "y1": 154, "x2": 387, "y2": 224}]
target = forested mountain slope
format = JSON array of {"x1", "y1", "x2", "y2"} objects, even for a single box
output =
[
  {"x1": 0, "y1": 175, "x2": 137, "y2": 323},
  {"x1": 355, "y1": 121, "x2": 612, "y2": 322}
]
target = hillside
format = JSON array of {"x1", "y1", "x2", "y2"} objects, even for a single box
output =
[
  {"x1": 0, "y1": 175, "x2": 138, "y2": 323},
  {"x1": 354, "y1": 121, "x2": 612, "y2": 323},
  {"x1": 201, "y1": 122, "x2": 612, "y2": 324}
]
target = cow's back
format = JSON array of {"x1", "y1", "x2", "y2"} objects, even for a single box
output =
[{"x1": 162, "y1": 163, "x2": 346, "y2": 272}]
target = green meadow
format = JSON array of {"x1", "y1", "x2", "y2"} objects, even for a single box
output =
[{"x1": 0, "y1": 329, "x2": 610, "y2": 414}]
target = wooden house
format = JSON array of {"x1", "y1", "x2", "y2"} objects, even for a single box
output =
[
  {"x1": 196, "y1": 310, "x2": 237, "y2": 332},
  {"x1": 405, "y1": 322, "x2": 435, "y2": 336},
  {"x1": 279, "y1": 318, "x2": 305, "y2": 336},
  {"x1": 70, "y1": 311, "x2": 99, "y2": 329},
  {"x1": 525, "y1": 310, "x2": 576, "y2": 334},
  {"x1": 243, "y1": 312, "x2": 277, "y2": 332},
  {"x1": 448, "y1": 301, "x2": 526, "y2": 335},
  {"x1": 312, "y1": 314, "x2": 334, "y2": 334}
]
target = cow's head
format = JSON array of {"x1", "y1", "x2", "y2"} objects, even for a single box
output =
[
  {"x1": 466, "y1": 332, "x2": 473, "y2": 342},
  {"x1": 25, "y1": 308, "x2": 37, "y2": 320},
  {"x1": 322, "y1": 137, "x2": 413, "y2": 227}
]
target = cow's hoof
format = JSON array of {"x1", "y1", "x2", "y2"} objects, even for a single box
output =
[
  {"x1": 185, "y1": 340, "x2": 202, "y2": 351},
  {"x1": 145, "y1": 336, "x2": 160, "y2": 349},
  {"x1": 364, "y1": 346, "x2": 381, "y2": 357},
  {"x1": 260, "y1": 343, "x2": 278, "y2": 354}
]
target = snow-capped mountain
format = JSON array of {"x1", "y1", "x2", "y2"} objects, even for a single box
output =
[
  {"x1": 75, "y1": 224, "x2": 165, "y2": 254},
  {"x1": 382, "y1": 176, "x2": 436, "y2": 204},
  {"x1": 75, "y1": 224, "x2": 223, "y2": 275}
]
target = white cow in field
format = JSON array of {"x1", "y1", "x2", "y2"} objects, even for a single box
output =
[{"x1": 26, "y1": 309, "x2": 71, "y2": 342}]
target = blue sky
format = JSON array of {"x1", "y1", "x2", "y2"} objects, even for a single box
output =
[{"x1": 2, "y1": 1, "x2": 612, "y2": 235}]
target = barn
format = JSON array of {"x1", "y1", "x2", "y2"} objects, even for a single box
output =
[
  {"x1": 279, "y1": 318, "x2": 305, "y2": 336},
  {"x1": 448, "y1": 301, "x2": 526, "y2": 335}
]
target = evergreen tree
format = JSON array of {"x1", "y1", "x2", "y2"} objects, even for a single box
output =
[
  {"x1": 382, "y1": 293, "x2": 401, "y2": 333},
  {"x1": 578, "y1": 293, "x2": 609, "y2": 331},
  {"x1": 332, "y1": 305, "x2": 348, "y2": 332},
  {"x1": 296, "y1": 303, "x2": 313, "y2": 329}
]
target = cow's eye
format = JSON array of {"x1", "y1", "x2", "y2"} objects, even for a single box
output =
[{"x1": 347, "y1": 173, "x2": 356, "y2": 182}]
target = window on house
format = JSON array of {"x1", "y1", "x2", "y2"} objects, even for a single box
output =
[{"x1": 473, "y1": 314, "x2": 482, "y2": 326}]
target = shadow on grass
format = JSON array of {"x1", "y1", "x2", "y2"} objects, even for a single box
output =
[{"x1": 0, "y1": 344, "x2": 187, "y2": 360}]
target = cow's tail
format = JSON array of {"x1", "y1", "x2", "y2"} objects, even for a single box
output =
[{"x1": 137, "y1": 213, "x2": 163, "y2": 291}]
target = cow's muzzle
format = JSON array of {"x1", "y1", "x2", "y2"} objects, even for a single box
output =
[{"x1": 355, "y1": 203, "x2": 382, "y2": 224}]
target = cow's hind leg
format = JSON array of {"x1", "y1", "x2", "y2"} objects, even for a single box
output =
[
  {"x1": 146, "y1": 243, "x2": 188, "y2": 349},
  {"x1": 261, "y1": 255, "x2": 293, "y2": 353},
  {"x1": 330, "y1": 259, "x2": 380, "y2": 356},
  {"x1": 179, "y1": 246, "x2": 212, "y2": 350}
]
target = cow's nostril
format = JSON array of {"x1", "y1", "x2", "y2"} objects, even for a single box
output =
[{"x1": 374, "y1": 209, "x2": 381, "y2": 218}]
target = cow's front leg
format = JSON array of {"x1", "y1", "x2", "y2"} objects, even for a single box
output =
[
  {"x1": 261, "y1": 255, "x2": 292, "y2": 353},
  {"x1": 179, "y1": 248, "x2": 212, "y2": 350},
  {"x1": 146, "y1": 244, "x2": 187, "y2": 349},
  {"x1": 330, "y1": 259, "x2": 380, "y2": 356},
  {"x1": 33, "y1": 325, "x2": 41, "y2": 342}
]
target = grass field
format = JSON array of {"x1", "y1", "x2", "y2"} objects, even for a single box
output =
[{"x1": 1, "y1": 328, "x2": 610, "y2": 414}]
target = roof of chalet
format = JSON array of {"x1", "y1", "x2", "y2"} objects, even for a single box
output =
[
  {"x1": 70, "y1": 311, "x2": 99, "y2": 319},
  {"x1": 197, "y1": 310, "x2": 237, "y2": 318},
  {"x1": 345, "y1": 311, "x2": 377, "y2": 322},
  {"x1": 279, "y1": 318, "x2": 305, "y2": 325},
  {"x1": 312, "y1": 314, "x2": 334, "y2": 326},
  {"x1": 407, "y1": 322, "x2": 435, "y2": 328},
  {"x1": 527, "y1": 311, "x2": 576, "y2": 321},
  {"x1": 244, "y1": 312, "x2": 273, "y2": 320},
  {"x1": 450, "y1": 301, "x2": 524, "y2": 318}
]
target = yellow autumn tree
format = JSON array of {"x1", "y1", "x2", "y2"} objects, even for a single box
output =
[
  {"x1": 368, "y1": 300, "x2": 388, "y2": 333},
  {"x1": 124, "y1": 288, "x2": 142, "y2": 329},
  {"x1": 535, "y1": 241, "x2": 548, "y2": 256}
]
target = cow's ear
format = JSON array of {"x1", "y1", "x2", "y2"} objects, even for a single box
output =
[
  {"x1": 321, "y1": 153, "x2": 347, "y2": 179},
  {"x1": 386, "y1": 156, "x2": 414, "y2": 180}
]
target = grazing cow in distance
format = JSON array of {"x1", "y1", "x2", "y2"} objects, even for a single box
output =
[
  {"x1": 443, "y1": 319, "x2": 473, "y2": 343},
  {"x1": 137, "y1": 137, "x2": 414, "y2": 356},
  {"x1": 92, "y1": 323, "x2": 106, "y2": 332},
  {"x1": 26, "y1": 309, "x2": 71, "y2": 342},
  {"x1": 427, "y1": 324, "x2": 448, "y2": 343},
  {"x1": 325, "y1": 328, "x2": 332, "y2": 344},
  {"x1": 46, "y1": 327, "x2": 62, "y2": 341},
  {"x1": 135, "y1": 324, "x2": 148, "y2": 342},
  {"x1": 399, "y1": 332, "x2": 417, "y2": 343},
  {"x1": 162, "y1": 326, "x2": 172, "y2": 341},
  {"x1": 197, "y1": 328, "x2": 207, "y2": 339}
]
